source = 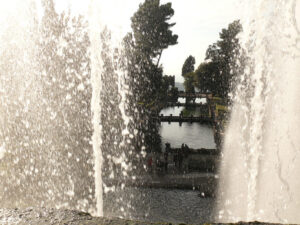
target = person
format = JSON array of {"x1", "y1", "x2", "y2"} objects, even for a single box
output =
[
  {"x1": 164, "y1": 143, "x2": 170, "y2": 172},
  {"x1": 164, "y1": 150, "x2": 168, "y2": 172},
  {"x1": 178, "y1": 149, "x2": 183, "y2": 172},
  {"x1": 147, "y1": 155, "x2": 153, "y2": 173},
  {"x1": 174, "y1": 149, "x2": 178, "y2": 169},
  {"x1": 184, "y1": 144, "x2": 190, "y2": 157},
  {"x1": 165, "y1": 142, "x2": 170, "y2": 152}
]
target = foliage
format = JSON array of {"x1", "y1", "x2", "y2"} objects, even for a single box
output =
[
  {"x1": 122, "y1": 0, "x2": 178, "y2": 153},
  {"x1": 182, "y1": 55, "x2": 196, "y2": 77},
  {"x1": 128, "y1": 0, "x2": 178, "y2": 104},
  {"x1": 182, "y1": 55, "x2": 196, "y2": 94},
  {"x1": 194, "y1": 20, "x2": 242, "y2": 102},
  {"x1": 157, "y1": 75, "x2": 177, "y2": 102},
  {"x1": 131, "y1": 0, "x2": 178, "y2": 63},
  {"x1": 163, "y1": 75, "x2": 175, "y2": 88},
  {"x1": 122, "y1": 31, "x2": 163, "y2": 154},
  {"x1": 183, "y1": 72, "x2": 196, "y2": 93},
  {"x1": 167, "y1": 86, "x2": 179, "y2": 102},
  {"x1": 194, "y1": 62, "x2": 220, "y2": 94}
]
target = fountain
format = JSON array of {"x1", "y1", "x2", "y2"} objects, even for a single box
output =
[
  {"x1": 0, "y1": 0, "x2": 144, "y2": 219},
  {"x1": 0, "y1": 0, "x2": 98, "y2": 213},
  {"x1": 1, "y1": 0, "x2": 300, "y2": 224},
  {"x1": 217, "y1": 0, "x2": 300, "y2": 223}
]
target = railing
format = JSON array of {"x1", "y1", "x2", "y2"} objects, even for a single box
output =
[
  {"x1": 166, "y1": 102, "x2": 208, "y2": 107},
  {"x1": 152, "y1": 114, "x2": 214, "y2": 124},
  {"x1": 178, "y1": 92, "x2": 211, "y2": 98},
  {"x1": 167, "y1": 147, "x2": 219, "y2": 155}
]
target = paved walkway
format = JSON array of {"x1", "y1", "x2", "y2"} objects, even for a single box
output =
[{"x1": 104, "y1": 172, "x2": 218, "y2": 197}]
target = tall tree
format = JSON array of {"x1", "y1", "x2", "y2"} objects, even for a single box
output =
[
  {"x1": 131, "y1": 0, "x2": 178, "y2": 67},
  {"x1": 122, "y1": 0, "x2": 178, "y2": 153},
  {"x1": 183, "y1": 72, "x2": 196, "y2": 93},
  {"x1": 182, "y1": 55, "x2": 196, "y2": 94},
  {"x1": 194, "y1": 62, "x2": 220, "y2": 94},
  {"x1": 130, "y1": 0, "x2": 178, "y2": 104},
  {"x1": 182, "y1": 55, "x2": 195, "y2": 77},
  {"x1": 194, "y1": 20, "x2": 242, "y2": 101}
]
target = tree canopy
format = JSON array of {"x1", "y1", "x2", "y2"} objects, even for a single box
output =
[
  {"x1": 194, "y1": 20, "x2": 242, "y2": 101},
  {"x1": 182, "y1": 55, "x2": 195, "y2": 77},
  {"x1": 183, "y1": 72, "x2": 195, "y2": 93},
  {"x1": 123, "y1": 0, "x2": 178, "y2": 153},
  {"x1": 131, "y1": 0, "x2": 178, "y2": 65},
  {"x1": 181, "y1": 55, "x2": 196, "y2": 93}
]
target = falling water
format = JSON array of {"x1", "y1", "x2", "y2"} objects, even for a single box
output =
[
  {"x1": 88, "y1": 0, "x2": 135, "y2": 216},
  {"x1": 0, "y1": 0, "x2": 139, "y2": 218},
  {"x1": 217, "y1": 0, "x2": 300, "y2": 223},
  {"x1": 89, "y1": 0, "x2": 103, "y2": 217},
  {"x1": 0, "y1": 0, "x2": 99, "y2": 212}
]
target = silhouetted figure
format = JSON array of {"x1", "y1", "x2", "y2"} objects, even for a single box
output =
[
  {"x1": 166, "y1": 142, "x2": 171, "y2": 152},
  {"x1": 178, "y1": 150, "x2": 183, "y2": 172},
  {"x1": 184, "y1": 144, "x2": 190, "y2": 158},
  {"x1": 164, "y1": 143, "x2": 170, "y2": 172},
  {"x1": 147, "y1": 156, "x2": 153, "y2": 173},
  {"x1": 177, "y1": 143, "x2": 184, "y2": 172},
  {"x1": 164, "y1": 153, "x2": 168, "y2": 172},
  {"x1": 174, "y1": 149, "x2": 178, "y2": 169}
]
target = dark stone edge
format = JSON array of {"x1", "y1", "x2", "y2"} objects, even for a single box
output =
[{"x1": 0, "y1": 208, "x2": 295, "y2": 225}]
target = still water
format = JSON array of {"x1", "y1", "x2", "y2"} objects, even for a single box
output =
[
  {"x1": 178, "y1": 97, "x2": 207, "y2": 104},
  {"x1": 160, "y1": 104, "x2": 216, "y2": 150}
]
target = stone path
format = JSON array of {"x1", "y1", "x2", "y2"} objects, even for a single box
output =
[{"x1": 103, "y1": 173, "x2": 217, "y2": 196}]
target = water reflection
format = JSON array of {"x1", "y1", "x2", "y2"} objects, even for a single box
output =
[
  {"x1": 160, "y1": 122, "x2": 216, "y2": 150},
  {"x1": 160, "y1": 106, "x2": 216, "y2": 150},
  {"x1": 177, "y1": 97, "x2": 207, "y2": 104},
  {"x1": 161, "y1": 106, "x2": 184, "y2": 116},
  {"x1": 161, "y1": 105, "x2": 207, "y2": 117}
]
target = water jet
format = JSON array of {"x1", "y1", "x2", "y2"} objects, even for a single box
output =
[{"x1": 217, "y1": 0, "x2": 300, "y2": 223}]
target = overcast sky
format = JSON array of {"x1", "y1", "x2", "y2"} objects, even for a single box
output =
[
  {"x1": 160, "y1": 0, "x2": 241, "y2": 82},
  {"x1": 55, "y1": 0, "x2": 242, "y2": 83}
]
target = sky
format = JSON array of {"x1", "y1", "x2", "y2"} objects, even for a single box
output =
[{"x1": 54, "y1": 0, "x2": 242, "y2": 83}]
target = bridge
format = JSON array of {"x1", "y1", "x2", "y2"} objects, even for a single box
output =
[
  {"x1": 154, "y1": 114, "x2": 214, "y2": 124},
  {"x1": 167, "y1": 147, "x2": 219, "y2": 155},
  {"x1": 178, "y1": 91, "x2": 211, "y2": 98},
  {"x1": 165, "y1": 102, "x2": 208, "y2": 108}
]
